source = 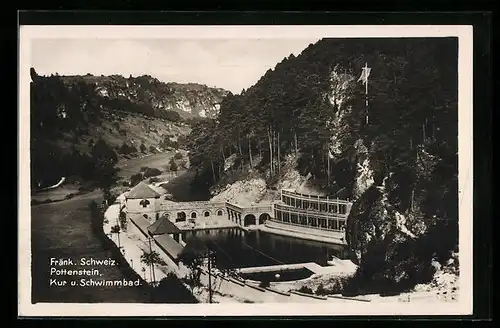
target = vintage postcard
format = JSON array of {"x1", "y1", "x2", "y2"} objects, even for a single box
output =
[{"x1": 18, "y1": 25, "x2": 473, "y2": 317}]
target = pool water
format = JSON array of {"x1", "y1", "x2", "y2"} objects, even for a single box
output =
[
  {"x1": 240, "y1": 268, "x2": 315, "y2": 282},
  {"x1": 182, "y1": 228, "x2": 352, "y2": 270}
]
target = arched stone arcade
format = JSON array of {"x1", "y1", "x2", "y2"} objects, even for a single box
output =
[
  {"x1": 244, "y1": 214, "x2": 256, "y2": 227},
  {"x1": 259, "y1": 213, "x2": 270, "y2": 224},
  {"x1": 156, "y1": 200, "x2": 274, "y2": 229}
]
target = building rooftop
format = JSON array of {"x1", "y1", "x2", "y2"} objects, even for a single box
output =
[
  {"x1": 128, "y1": 215, "x2": 183, "y2": 261},
  {"x1": 147, "y1": 215, "x2": 181, "y2": 235},
  {"x1": 125, "y1": 181, "x2": 161, "y2": 199}
]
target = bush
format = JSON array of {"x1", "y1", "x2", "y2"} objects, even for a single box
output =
[
  {"x1": 173, "y1": 152, "x2": 183, "y2": 160},
  {"x1": 297, "y1": 286, "x2": 313, "y2": 294},
  {"x1": 149, "y1": 146, "x2": 157, "y2": 153},
  {"x1": 122, "y1": 181, "x2": 130, "y2": 187},
  {"x1": 107, "y1": 193, "x2": 117, "y2": 205},
  {"x1": 259, "y1": 280, "x2": 270, "y2": 288},
  {"x1": 140, "y1": 166, "x2": 149, "y2": 172},
  {"x1": 140, "y1": 143, "x2": 147, "y2": 153},
  {"x1": 130, "y1": 173, "x2": 143, "y2": 186},
  {"x1": 315, "y1": 284, "x2": 327, "y2": 296},
  {"x1": 119, "y1": 211, "x2": 127, "y2": 230},
  {"x1": 119, "y1": 142, "x2": 137, "y2": 155},
  {"x1": 169, "y1": 158, "x2": 178, "y2": 172},
  {"x1": 149, "y1": 177, "x2": 160, "y2": 183},
  {"x1": 143, "y1": 167, "x2": 162, "y2": 178},
  {"x1": 150, "y1": 273, "x2": 198, "y2": 303}
]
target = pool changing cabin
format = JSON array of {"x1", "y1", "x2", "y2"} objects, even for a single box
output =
[{"x1": 266, "y1": 189, "x2": 353, "y2": 244}]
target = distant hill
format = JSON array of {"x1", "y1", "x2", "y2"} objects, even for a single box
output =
[
  {"x1": 33, "y1": 70, "x2": 229, "y2": 119},
  {"x1": 29, "y1": 69, "x2": 205, "y2": 190}
]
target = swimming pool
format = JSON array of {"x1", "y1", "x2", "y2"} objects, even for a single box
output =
[{"x1": 182, "y1": 228, "x2": 352, "y2": 270}]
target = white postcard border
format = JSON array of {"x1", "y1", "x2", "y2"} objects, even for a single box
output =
[{"x1": 18, "y1": 24, "x2": 473, "y2": 317}]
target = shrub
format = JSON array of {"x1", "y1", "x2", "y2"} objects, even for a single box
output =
[
  {"x1": 122, "y1": 181, "x2": 130, "y2": 187},
  {"x1": 259, "y1": 280, "x2": 270, "y2": 288},
  {"x1": 149, "y1": 146, "x2": 157, "y2": 153},
  {"x1": 143, "y1": 167, "x2": 162, "y2": 178},
  {"x1": 173, "y1": 152, "x2": 183, "y2": 160},
  {"x1": 315, "y1": 284, "x2": 327, "y2": 296},
  {"x1": 107, "y1": 193, "x2": 117, "y2": 205},
  {"x1": 297, "y1": 286, "x2": 313, "y2": 294},
  {"x1": 130, "y1": 173, "x2": 143, "y2": 186},
  {"x1": 140, "y1": 143, "x2": 147, "y2": 153},
  {"x1": 119, "y1": 211, "x2": 127, "y2": 230},
  {"x1": 119, "y1": 142, "x2": 136, "y2": 155},
  {"x1": 151, "y1": 273, "x2": 198, "y2": 303},
  {"x1": 169, "y1": 158, "x2": 178, "y2": 172},
  {"x1": 140, "y1": 166, "x2": 149, "y2": 172},
  {"x1": 149, "y1": 177, "x2": 160, "y2": 183}
]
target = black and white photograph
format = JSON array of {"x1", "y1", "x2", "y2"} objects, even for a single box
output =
[{"x1": 18, "y1": 25, "x2": 473, "y2": 316}]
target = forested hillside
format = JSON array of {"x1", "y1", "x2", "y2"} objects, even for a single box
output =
[
  {"x1": 29, "y1": 69, "x2": 201, "y2": 190},
  {"x1": 186, "y1": 38, "x2": 459, "y2": 294}
]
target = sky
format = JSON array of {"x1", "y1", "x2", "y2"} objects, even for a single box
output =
[{"x1": 31, "y1": 38, "x2": 319, "y2": 94}]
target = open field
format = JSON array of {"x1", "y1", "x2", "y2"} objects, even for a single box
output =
[
  {"x1": 116, "y1": 152, "x2": 178, "y2": 179},
  {"x1": 31, "y1": 190, "x2": 152, "y2": 303},
  {"x1": 31, "y1": 185, "x2": 81, "y2": 203}
]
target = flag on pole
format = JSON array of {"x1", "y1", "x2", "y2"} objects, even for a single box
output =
[{"x1": 357, "y1": 63, "x2": 371, "y2": 85}]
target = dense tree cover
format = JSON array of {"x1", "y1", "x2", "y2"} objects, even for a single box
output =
[
  {"x1": 187, "y1": 38, "x2": 457, "y2": 190},
  {"x1": 100, "y1": 97, "x2": 182, "y2": 122},
  {"x1": 185, "y1": 38, "x2": 459, "y2": 292},
  {"x1": 30, "y1": 69, "x2": 120, "y2": 189},
  {"x1": 29, "y1": 69, "x2": 189, "y2": 189}
]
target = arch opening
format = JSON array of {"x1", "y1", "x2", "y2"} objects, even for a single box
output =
[
  {"x1": 191, "y1": 212, "x2": 197, "y2": 219},
  {"x1": 259, "y1": 213, "x2": 270, "y2": 224},
  {"x1": 217, "y1": 209, "x2": 224, "y2": 216},
  {"x1": 244, "y1": 214, "x2": 256, "y2": 227},
  {"x1": 204, "y1": 211, "x2": 210, "y2": 217},
  {"x1": 176, "y1": 211, "x2": 187, "y2": 222}
]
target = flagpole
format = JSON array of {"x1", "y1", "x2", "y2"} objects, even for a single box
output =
[
  {"x1": 365, "y1": 62, "x2": 369, "y2": 125},
  {"x1": 327, "y1": 145, "x2": 330, "y2": 185}
]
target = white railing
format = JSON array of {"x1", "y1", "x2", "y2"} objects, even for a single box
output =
[
  {"x1": 244, "y1": 204, "x2": 273, "y2": 212},
  {"x1": 274, "y1": 203, "x2": 349, "y2": 219},
  {"x1": 267, "y1": 218, "x2": 346, "y2": 234},
  {"x1": 161, "y1": 201, "x2": 226, "y2": 210},
  {"x1": 281, "y1": 189, "x2": 351, "y2": 205}
]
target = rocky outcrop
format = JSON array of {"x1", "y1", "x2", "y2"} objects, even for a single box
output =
[{"x1": 60, "y1": 74, "x2": 229, "y2": 118}]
